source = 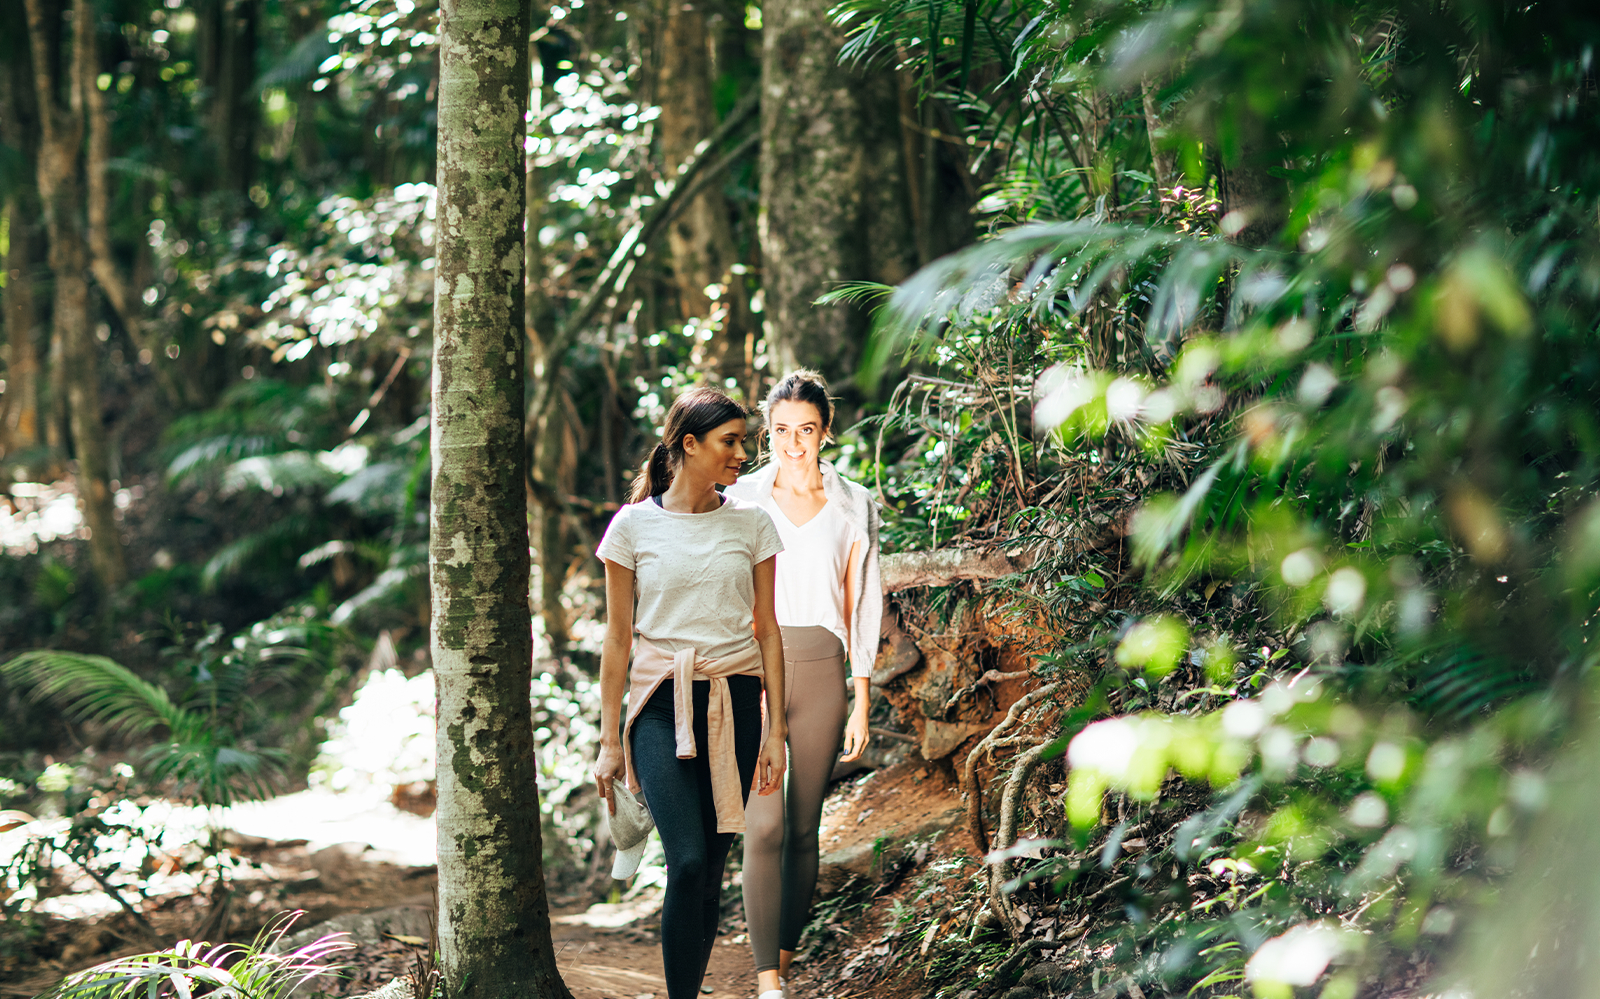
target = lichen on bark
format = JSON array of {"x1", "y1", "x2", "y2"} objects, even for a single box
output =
[{"x1": 430, "y1": 1, "x2": 571, "y2": 996}]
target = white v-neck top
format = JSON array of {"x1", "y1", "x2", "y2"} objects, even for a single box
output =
[{"x1": 749, "y1": 492, "x2": 867, "y2": 656}]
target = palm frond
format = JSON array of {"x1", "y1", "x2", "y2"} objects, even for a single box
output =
[
  {"x1": 0, "y1": 652, "x2": 189, "y2": 740},
  {"x1": 221, "y1": 451, "x2": 342, "y2": 497},
  {"x1": 203, "y1": 517, "x2": 323, "y2": 590},
  {"x1": 141, "y1": 741, "x2": 290, "y2": 808},
  {"x1": 814, "y1": 280, "x2": 897, "y2": 307}
]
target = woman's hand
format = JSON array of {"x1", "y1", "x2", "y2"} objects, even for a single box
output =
[
  {"x1": 594, "y1": 740, "x2": 627, "y2": 815},
  {"x1": 755, "y1": 728, "x2": 787, "y2": 795},
  {"x1": 840, "y1": 702, "x2": 870, "y2": 762}
]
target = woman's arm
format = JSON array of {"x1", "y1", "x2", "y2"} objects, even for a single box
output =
[
  {"x1": 840, "y1": 539, "x2": 870, "y2": 761},
  {"x1": 753, "y1": 555, "x2": 787, "y2": 794},
  {"x1": 594, "y1": 560, "x2": 635, "y2": 815}
]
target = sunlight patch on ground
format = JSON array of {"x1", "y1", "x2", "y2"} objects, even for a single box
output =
[{"x1": 223, "y1": 786, "x2": 435, "y2": 867}]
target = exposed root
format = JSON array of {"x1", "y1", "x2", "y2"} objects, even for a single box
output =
[
  {"x1": 989, "y1": 740, "x2": 1051, "y2": 940},
  {"x1": 940, "y1": 668, "x2": 1038, "y2": 717},
  {"x1": 961, "y1": 682, "x2": 1062, "y2": 854}
]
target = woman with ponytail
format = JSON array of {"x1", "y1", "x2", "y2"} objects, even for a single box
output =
[
  {"x1": 592, "y1": 385, "x2": 789, "y2": 999},
  {"x1": 725, "y1": 370, "x2": 883, "y2": 999}
]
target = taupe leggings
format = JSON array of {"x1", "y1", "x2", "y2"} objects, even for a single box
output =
[{"x1": 742, "y1": 626, "x2": 848, "y2": 974}]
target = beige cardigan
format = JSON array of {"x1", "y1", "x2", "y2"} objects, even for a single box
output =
[{"x1": 622, "y1": 637, "x2": 764, "y2": 834}]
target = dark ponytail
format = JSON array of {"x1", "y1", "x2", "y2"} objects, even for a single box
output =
[{"x1": 629, "y1": 386, "x2": 748, "y2": 503}]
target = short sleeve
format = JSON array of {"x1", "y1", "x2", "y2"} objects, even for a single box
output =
[
  {"x1": 750, "y1": 507, "x2": 784, "y2": 565},
  {"x1": 595, "y1": 505, "x2": 637, "y2": 569}
]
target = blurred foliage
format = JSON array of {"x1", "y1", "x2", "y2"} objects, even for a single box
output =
[{"x1": 841, "y1": 0, "x2": 1600, "y2": 994}]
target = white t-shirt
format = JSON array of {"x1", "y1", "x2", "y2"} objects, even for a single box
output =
[
  {"x1": 595, "y1": 495, "x2": 784, "y2": 661},
  {"x1": 748, "y1": 493, "x2": 866, "y2": 656}
]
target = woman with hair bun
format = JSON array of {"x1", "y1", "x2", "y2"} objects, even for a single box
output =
[
  {"x1": 592, "y1": 385, "x2": 789, "y2": 999},
  {"x1": 725, "y1": 370, "x2": 883, "y2": 999}
]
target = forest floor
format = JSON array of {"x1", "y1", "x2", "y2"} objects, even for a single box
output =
[
  {"x1": 2, "y1": 754, "x2": 1448, "y2": 999},
  {"x1": 1, "y1": 761, "x2": 966, "y2": 999}
]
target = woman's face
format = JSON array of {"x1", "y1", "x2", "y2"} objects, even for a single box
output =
[
  {"x1": 682, "y1": 417, "x2": 750, "y2": 488},
  {"x1": 768, "y1": 399, "x2": 826, "y2": 473}
]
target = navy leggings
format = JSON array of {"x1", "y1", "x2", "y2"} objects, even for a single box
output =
[{"x1": 631, "y1": 675, "x2": 762, "y2": 999}]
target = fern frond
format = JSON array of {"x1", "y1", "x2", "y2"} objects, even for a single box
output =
[
  {"x1": 814, "y1": 281, "x2": 896, "y2": 307},
  {"x1": 0, "y1": 651, "x2": 190, "y2": 740}
]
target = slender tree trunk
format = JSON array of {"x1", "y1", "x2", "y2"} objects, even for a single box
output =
[
  {"x1": 654, "y1": 0, "x2": 751, "y2": 383},
  {"x1": 82, "y1": 11, "x2": 180, "y2": 408},
  {"x1": 431, "y1": 0, "x2": 571, "y2": 996},
  {"x1": 525, "y1": 48, "x2": 569, "y2": 654},
  {"x1": 535, "y1": 390, "x2": 569, "y2": 652},
  {"x1": 1140, "y1": 77, "x2": 1176, "y2": 196},
  {"x1": 0, "y1": 21, "x2": 43, "y2": 454},
  {"x1": 759, "y1": 0, "x2": 916, "y2": 382},
  {"x1": 1215, "y1": 141, "x2": 1287, "y2": 249},
  {"x1": 2, "y1": 196, "x2": 42, "y2": 453},
  {"x1": 26, "y1": 0, "x2": 125, "y2": 590},
  {"x1": 197, "y1": 0, "x2": 259, "y2": 196}
]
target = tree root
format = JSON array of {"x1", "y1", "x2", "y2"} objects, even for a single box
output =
[
  {"x1": 940, "y1": 668, "x2": 1038, "y2": 717},
  {"x1": 989, "y1": 740, "x2": 1050, "y2": 940},
  {"x1": 961, "y1": 682, "x2": 1062, "y2": 854}
]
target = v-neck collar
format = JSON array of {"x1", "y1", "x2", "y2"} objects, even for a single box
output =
[{"x1": 769, "y1": 492, "x2": 830, "y2": 530}]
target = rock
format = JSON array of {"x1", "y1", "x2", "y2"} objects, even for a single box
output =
[
  {"x1": 61, "y1": 927, "x2": 118, "y2": 967},
  {"x1": 1002, "y1": 987, "x2": 1039, "y2": 999},
  {"x1": 871, "y1": 618, "x2": 923, "y2": 687},
  {"x1": 829, "y1": 733, "x2": 910, "y2": 782},
  {"x1": 1021, "y1": 962, "x2": 1068, "y2": 987},
  {"x1": 280, "y1": 903, "x2": 435, "y2": 951},
  {"x1": 921, "y1": 718, "x2": 987, "y2": 761},
  {"x1": 308, "y1": 841, "x2": 373, "y2": 880},
  {"x1": 351, "y1": 977, "x2": 417, "y2": 999},
  {"x1": 815, "y1": 804, "x2": 964, "y2": 894}
]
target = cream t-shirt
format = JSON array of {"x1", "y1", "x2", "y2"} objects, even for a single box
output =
[
  {"x1": 595, "y1": 495, "x2": 784, "y2": 661},
  {"x1": 748, "y1": 493, "x2": 866, "y2": 657}
]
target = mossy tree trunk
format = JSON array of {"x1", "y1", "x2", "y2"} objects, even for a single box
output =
[
  {"x1": 25, "y1": 0, "x2": 125, "y2": 591},
  {"x1": 759, "y1": 0, "x2": 917, "y2": 383},
  {"x1": 430, "y1": 0, "x2": 571, "y2": 996}
]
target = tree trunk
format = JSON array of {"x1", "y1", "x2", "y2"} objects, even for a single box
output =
[
  {"x1": 1140, "y1": 77, "x2": 1176, "y2": 196},
  {"x1": 197, "y1": 0, "x2": 260, "y2": 196},
  {"x1": 430, "y1": 0, "x2": 571, "y2": 996},
  {"x1": 1, "y1": 195, "x2": 42, "y2": 454},
  {"x1": 525, "y1": 49, "x2": 569, "y2": 654},
  {"x1": 0, "y1": 18, "x2": 42, "y2": 454},
  {"x1": 653, "y1": 0, "x2": 751, "y2": 383},
  {"x1": 759, "y1": 0, "x2": 916, "y2": 383},
  {"x1": 82, "y1": 8, "x2": 181, "y2": 408},
  {"x1": 25, "y1": 0, "x2": 125, "y2": 590},
  {"x1": 1215, "y1": 140, "x2": 1287, "y2": 249}
]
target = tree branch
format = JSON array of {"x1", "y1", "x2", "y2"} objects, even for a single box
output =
[
  {"x1": 524, "y1": 92, "x2": 760, "y2": 439},
  {"x1": 881, "y1": 549, "x2": 1025, "y2": 592}
]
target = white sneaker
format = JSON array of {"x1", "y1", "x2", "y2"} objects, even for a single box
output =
[
  {"x1": 759, "y1": 991, "x2": 784, "y2": 999},
  {"x1": 780, "y1": 979, "x2": 791, "y2": 999}
]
